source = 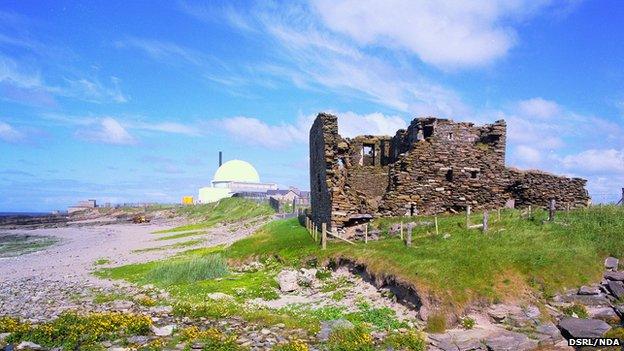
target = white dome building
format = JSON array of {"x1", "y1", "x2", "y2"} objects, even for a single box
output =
[{"x1": 198, "y1": 159, "x2": 276, "y2": 203}]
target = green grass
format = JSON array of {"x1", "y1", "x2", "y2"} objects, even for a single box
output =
[
  {"x1": 93, "y1": 258, "x2": 111, "y2": 265},
  {"x1": 155, "y1": 198, "x2": 274, "y2": 233},
  {"x1": 155, "y1": 230, "x2": 207, "y2": 241},
  {"x1": 0, "y1": 235, "x2": 60, "y2": 258},
  {"x1": 223, "y1": 206, "x2": 624, "y2": 309},
  {"x1": 132, "y1": 239, "x2": 205, "y2": 253},
  {"x1": 146, "y1": 254, "x2": 229, "y2": 285}
]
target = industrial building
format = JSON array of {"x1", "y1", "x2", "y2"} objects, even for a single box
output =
[{"x1": 198, "y1": 154, "x2": 277, "y2": 204}]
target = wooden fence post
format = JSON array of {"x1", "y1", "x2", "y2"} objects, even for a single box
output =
[
  {"x1": 321, "y1": 223, "x2": 327, "y2": 250},
  {"x1": 364, "y1": 223, "x2": 368, "y2": 244},
  {"x1": 406, "y1": 223, "x2": 412, "y2": 247},
  {"x1": 549, "y1": 199, "x2": 555, "y2": 222},
  {"x1": 400, "y1": 221, "x2": 404, "y2": 241},
  {"x1": 466, "y1": 205, "x2": 471, "y2": 228},
  {"x1": 497, "y1": 208, "x2": 501, "y2": 221},
  {"x1": 483, "y1": 210, "x2": 488, "y2": 233},
  {"x1": 434, "y1": 215, "x2": 439, "y2": 236},
  {"x1": 528, "y1": 205, "x2": 532, "y2": 219}
]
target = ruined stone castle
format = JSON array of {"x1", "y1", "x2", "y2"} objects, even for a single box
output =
[{"x1": 309, "y1": 112, "x2": 589, "y2": 231}]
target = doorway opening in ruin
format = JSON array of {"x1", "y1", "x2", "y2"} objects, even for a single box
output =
[
  {"x1": 445, "y1": 169, "x2": 454, "y2": 181},
  {"x1": 448, "y1": 132, "x2": 454, "y2": 140},
  {"x1": 409, "y1": 203, "x2": 416, "y2": 216},
  {"x1": 362, "y1": 144, "x2": 375, "y2": 166},
  {"x1": 470, "y1": 170, "x2": 479, "y2": 179},
  {"x1": 423, "y1": 125, "x2": 434, "y2": 139}
]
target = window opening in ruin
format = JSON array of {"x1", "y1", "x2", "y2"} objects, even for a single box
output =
[
  {"x1": 480, "y1": 134, "x2": 500, "y2": 144},
  {"x1": 445, "y1": 169, "x2": 453, "y2": 181},
  {"x1": 448, "y1": 132, "x2": 454, "y2": 140},
  {"x1": 362, "y1": 144, "x2": 375, "y2": 166},
  {"x1": 423, "y1": 125, "x2": 434, "y2": 139},
  {"x1": 337, "y1": 158, "x2": 345, "y2": 169},
  {"x1": 410, "y1": 203, "x2": 416, "y2": 216},
  {"x1": 470, "y1": 170, "x2": 479, "y2": 179}
]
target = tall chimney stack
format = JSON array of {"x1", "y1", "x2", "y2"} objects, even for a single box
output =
[{"x1": 219, "y1": 151, "x2": 222, "y2": 167}]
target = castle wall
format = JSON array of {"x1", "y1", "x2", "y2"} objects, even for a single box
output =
[
  {"x1": 309, "y1": 113, "x2": 335, "y2": 228},
  {"x1": 380, "y1": 118, "x2": 510, "y2": 216},
  {"x1": 309, "y1": 112, "x2": 590, "y2": 232},
  {"x1": 507, "y1": 168, "x2": 590, "y2": 209}
]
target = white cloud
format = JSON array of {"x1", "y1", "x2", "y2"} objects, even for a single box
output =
[
  {"x1": 0, "y1": 121, "x2": 24, "y2": 143},
  {"x1": 311, "y1": 0, "x2": 555, "y2": 69},
  {"x1": 336, "y1": 111, "x2": 406, "y2": 137},
  {"x1": 219, "y1": 116, "x2": 308, "y2": 149},
  {"x1": 217, "y1": 111, "x2": 407, "y2": 149},
  {"x1": 114, "y1": 38, "x2": 207, "y2": 67},
  {"x1": 517, "y1": 98, "x2": 560, "y2": 118},
  {"x1": 131, "y1": 121, "x2": 200, "y2": 136},
  {"x1": 76, "y1": 117, "x2": 136, "y2": 145},
  {"x1": 1, "y1": 54, "x2": 128, "y2": 104},
  {"x1": 561, "y1": 149, "x2": 624, "y2": 173}
]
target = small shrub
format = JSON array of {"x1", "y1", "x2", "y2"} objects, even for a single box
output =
[
  {"x1": 605, "y1": 327, "x2": 624, "y2": 341},
  {"x1": 272, "y1": 339, "x2": 309, "y2": 351},
  {"x1": 173, "y1": 301, "x2": 239, "y2": 319},
  {"x1": 327, "y1": 325, "x2": 374, "y2": 351},
  {"x1": 346, "y1": 302, "x2": 407, "y2": 330},
  {"x1": 425, "y1": 313, "x2": 446, "y2": 333},
  {"x1": 136, "y1": 296, "x2": 157, "y2": 307},
  {"x1": 94, "y1": 258, "x2": 111, "y2": 265},
  {"x1": 179, "y1": 326, "x2": 244, "y2": 351},
  {"x1": 139, "y1": 338, "x2": 166, "y2": 351},
  {"x1": 384, "y1": 330, "x2": 426, "y2": 351},
  {"x1": 0, "y1": 316, "x2": 29, "y2": 333},
  {"x1": 331, "y1": 290, "x2": 346, "y2": 301},
  {"x1": 146, "y1": 254, "x2": 229, "y2": 284},
  {"x1": 460, "y1": 316, "x2": 475, "y2": 329},
  {"x1": 315, "y1": 269, "x2": 332, "y2": 280},
  {"x1": 562, "y1": 303, "x2": 588, "y2": 319}
]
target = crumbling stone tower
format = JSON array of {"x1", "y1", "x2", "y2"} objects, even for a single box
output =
[{"x1": 310, "y1": 112, "x2": 589, "y2": 232}]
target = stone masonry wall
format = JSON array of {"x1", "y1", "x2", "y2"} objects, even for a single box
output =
[
  {"x1": 508, "y1": 168, "x2": 590, "y2": 209},
  {"x1": 380, "y1": 118, "x2": 509, "y2": 216},
  {"x1": 309, "y1": 112, "x2": 590, "y2": 232}
]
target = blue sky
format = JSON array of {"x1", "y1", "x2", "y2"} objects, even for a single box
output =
[{"x1": 1, "y1": 0, "x2": 623, "y2": 212}]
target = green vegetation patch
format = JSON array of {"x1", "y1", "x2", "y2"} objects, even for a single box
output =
[
  {"x1": 93, "y1": 258, "x2": 111, "y2": 265},
  {"x1": 146, "y1": 254, "x2": 229, "y2": 285},
  {"x1": 132, "y1": 239, "x2": 205, "y2": 253},
  {"x1": 226, "y1": 206, "x2": 624, "y2": 308},
  {"x1": 0, "y1": 234, "x2": 59, "y2": 258},
  {"x1": 384, "y1": 330, "x2": 426, "y2": 351},
  {"x1": 156, "y1": 198, "x2": 274, "y2": 233},
  {"x1": 327, "y1": 325, "x2": 374, "y2": 351},
  {"x1": 155, "y1": 230, "x2": 207, "y2": 241},
  {"x1": 0, "y1": 312, "x2": 151, "y2": 350}
]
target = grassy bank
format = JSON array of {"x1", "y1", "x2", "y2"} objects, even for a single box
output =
[
  {"x1": 100, "y1": 205, "x2": 624, "y2": 324},
  {"x1": 155, "y1": 198, "x2": 274, "y2": 233}
]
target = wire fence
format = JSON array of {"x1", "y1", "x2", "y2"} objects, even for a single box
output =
[{"x1": 590, "y1": 192, "x2": 623, "y2": 205}]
